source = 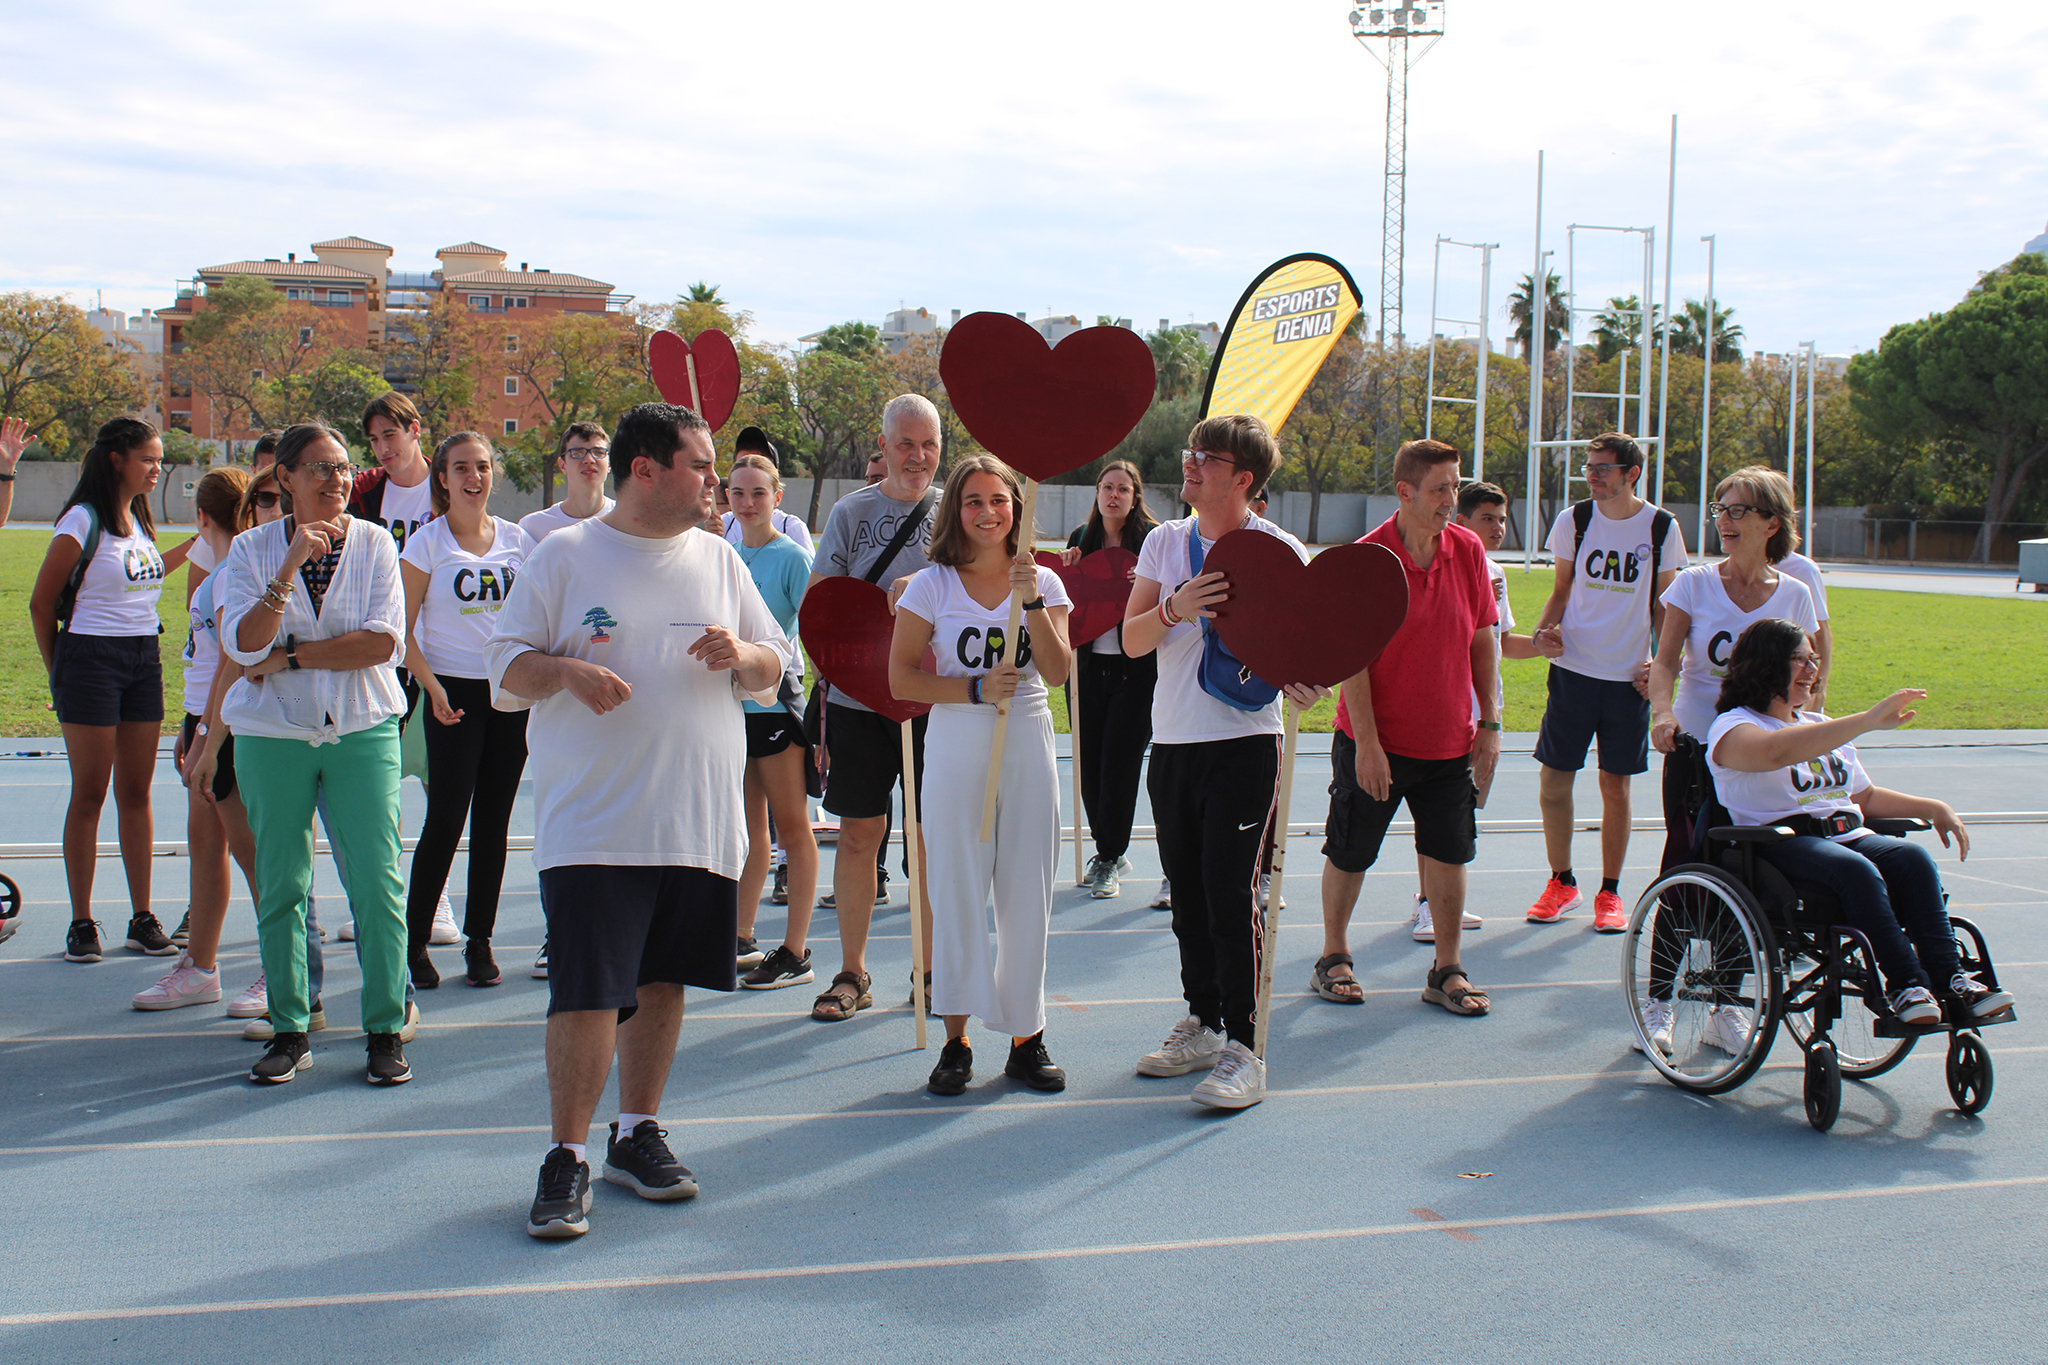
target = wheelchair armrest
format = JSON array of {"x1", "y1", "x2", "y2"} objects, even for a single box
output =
[
  {"x1": 1709, "y1": 824, "x2": 1798, "y2": 844},
  {"x1": 1867, "y1": 817, "x2": 1932, "y2": 836}
]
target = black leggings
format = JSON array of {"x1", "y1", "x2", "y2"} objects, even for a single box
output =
[
  {"x1": 1075, "y1": 650, "x2": 1156, "y2": 862},
  {"x1": 407, "y1": 674, "x2": 529, "y2": 947}
]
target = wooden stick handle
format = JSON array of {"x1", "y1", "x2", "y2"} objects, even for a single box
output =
[
  {"x1": 1070, "y1": 674, "x2": 1084, "y2": 886},
  {"x1": 979, "y1": 478, "x2": 1037, "y2": 843},
  {"x1": 1252, "y1": 702, "x2": 1302, "y2": 1060},
  {"x1": 685, "y1": 353, "x2": 703, "y2": 415},
  {"x1": 901, "y1": 719, "x2": 927, "y2": 1051}
]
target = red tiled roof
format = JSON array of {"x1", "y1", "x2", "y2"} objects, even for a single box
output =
[
  {"x1": 437, "y1": 241, "x2": 506, "y2": 256},
  {"x1": 443, "y1": 269, "x2": 614, "y2": 293},
  {"x1": 312, "y1": 236, "x2": 393, "y2": 252},
  {"x1": 199, "y1": 260, "x2": 376, "y2": 281}
]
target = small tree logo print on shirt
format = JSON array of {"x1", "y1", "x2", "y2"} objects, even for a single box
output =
[{"x1": 582, "y1": 607, "x2": 619, "y2": 643}]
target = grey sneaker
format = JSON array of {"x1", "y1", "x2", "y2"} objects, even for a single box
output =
[
  {"x1": 604, "y1": 1120, "x2": 698, "y2": 1200},
  {"x1": 170, "y1": 910, "x2": 191, "y2": 947},
  {"x1": 1191, "y1": 1040, "x2": 1267, "y2": 1109},
  {"x1": 1137, "y1": 1015, "x2": 1224, "y2": 1077},
  {"x1": 1085, "y1": 856, "x2": 1125, "y2": 900},
  {"x1": 528, "y1": 1148, "x2": 591, "y2": 1239},
  {"x1": 243, "y1": 1000, "x2": 327, "y2": 1041}
]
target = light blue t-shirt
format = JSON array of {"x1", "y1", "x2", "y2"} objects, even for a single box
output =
[{"x1": 735, "y1": 533, "x2": 813, "y2": 714}]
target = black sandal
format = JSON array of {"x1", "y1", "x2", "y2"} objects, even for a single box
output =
[
  {"x1": 1422, "y1": 962, "x2": 1489, "y2": 1017},
  {"x1": 811, "y1": 970, "x2": 872, "y2": 1023},
  {"x1": 1311, "y1": 952, "x2": 1364, "y2": 1004}
]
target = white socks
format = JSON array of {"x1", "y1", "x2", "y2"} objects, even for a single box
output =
[
  {"x1": 618, "y1": 1112, "x2": 657, "y2": 1137},
  {"x1": 550, "y1": 1141, "x2": 587, "y2": 1164}
]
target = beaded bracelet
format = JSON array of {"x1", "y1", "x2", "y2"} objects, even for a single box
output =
[{"x1": 969, "y1": 675, "x2": 983, "y2": 705}]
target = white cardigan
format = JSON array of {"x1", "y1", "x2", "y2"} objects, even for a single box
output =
[{"x1": 219, "y1": 517, "x2": 407, "y2": 746}]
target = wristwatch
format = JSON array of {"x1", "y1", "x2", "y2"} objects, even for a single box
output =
[
  {"x1": 1477, "y1": 719, "x2": 1502, "y2": 731},
  {"x1": 1020, "y1": 597, "x2": 1046, "y2": 612}
]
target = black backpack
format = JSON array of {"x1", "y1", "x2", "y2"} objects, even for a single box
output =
[
  {"x1": 1571, "y1": 498, "x2": 1676, "y2": 617},
  {"x1": 53, "y1": 505, "x2": 103, "y2": 631}
]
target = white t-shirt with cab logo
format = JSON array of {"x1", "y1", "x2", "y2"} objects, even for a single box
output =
[
  {"x1": 53, "y1": 504, "x2": 166, "y2": 637},
  {"x1": 1706, "y1": 705, "x2": 1871, "y2": 838},
  {"x1": 374, "y1": 476, "x2": 435, "y2": 554},
  {"x1": 400, "y1": 516, "x2": 531, "y2": 679},
  {"x1": 1545, "y1": 501, "x2": 1689, "y2": 682}
]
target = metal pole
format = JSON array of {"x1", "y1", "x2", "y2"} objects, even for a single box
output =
[
  {"x1": 1524, "y1": 151, "x2": 1544, "y2": 569},
  {"x1": 1475, "y1": 242, "x2": 1493, "y2": 485},
  {"x1": 1425, "y1": 236, "x2": 1443, "y2": 439},
  {"x1": 1785, "y1": 348, "x2": 1799, "y2": 480},
  {"x1": 1698, "y1": 234, "x2": 1716, "y2": 559},
  {"x1": 1638, "y1": 227, "x2": 1654, "y2": 450},
  {"x1": 1803, "y1": 340, "x2": 1817, "y2": 550},
  {"x1": 1656, "y1": 115, "x2": 1677, "y2": 507}
]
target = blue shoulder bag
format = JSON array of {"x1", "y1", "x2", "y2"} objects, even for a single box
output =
[{"x1": 1188, "y1": 526, "x2": 1279, "y2": 711}]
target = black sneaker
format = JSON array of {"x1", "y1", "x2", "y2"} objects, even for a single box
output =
[
  {"x1": 528, "y1": 1148, "x2": 591, "y2": 1238},
  {"x1": 365, "y1": 1033, "x2": 412, "y2": 1085},
  {"x1": 927, "y1": 1038, "x2": 973, "y2": 1096},
  {"x1": 736, "y1": 935, "x2": 764, "y2": 968},
  {"x1": 64, "y1": 919, "x2": 104, "y2": 963},
  {"x1": 742, "y1": 944, "x2": 815, "y2": 990},
  {"x1": 464, "y1": 939, "x2": 502, "y2": 987},
  {"x1": 770, "y1": 865, "x2": 789, "y2": 906},
  {"x1": 604, "y1": 1120, "x2": 698, "y2": 1201},
  {"x1": 125, "y1": 912, "x2": 179, "y2": 956},
  {"x1": 409, "y1": 947, "x2": 440, "y2": 990},
  {"x1": 532, "y1": 938, "x2": 549, "y2": 980},
  {"x1": 170, "y1": 910, "x2": 191, "y2": 947},
  {"x1": 1004, "y1": 1032, "x2": 1068, "y2": 1092},
  {"x1": 251, "y1": 1032, "x2": 312, "y2": 1084}
]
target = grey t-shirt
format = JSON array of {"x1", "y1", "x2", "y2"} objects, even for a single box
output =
[{"x1": 813, "y1": 482, "x2": 939, "y2": 713}]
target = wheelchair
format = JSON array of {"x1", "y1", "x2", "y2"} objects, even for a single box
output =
[
  {"x1": 1622, "y1": 750, "x2": 2016, "y2": 1132},
  {"x1": 0, "y1": 870, "x2": 19, "y2": 944}
]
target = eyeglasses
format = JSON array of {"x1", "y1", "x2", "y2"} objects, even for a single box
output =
[
  {"x1": 1582, "y1": 462, "x2": 1623, "y2": 479},
  {"x1": 251, "y1": 491, "x2": 280, "y2": 509},
  {"x1": 1707, "y1": 502, "x2": 1759, "y2": 521},
  {"x1": 564, "y1": 447, "x2": 609, "y2": 464},
  {"x1": 298, "y1": 461, "x2": 355, "y2": 482},
  {"x1": 1181, "y1": 449, "x2": 1239, "y2": 469},
  {"x1": 1790, "y1": 653, "x2": 1821, "y2": 674}
]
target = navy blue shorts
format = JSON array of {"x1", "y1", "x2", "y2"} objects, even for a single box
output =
[
  {"x1": 538, "y1": 864, "x2": 737, "y2": 1019},
  {"x1": 1532, "y1": 665, "x2": 1650, "y2": 776},
  {"x1": 50, "y1": 633, "x2": 163, "y2": 727}
]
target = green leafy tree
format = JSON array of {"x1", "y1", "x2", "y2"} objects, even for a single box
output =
[
  {"x1": 0, "y1": 292, "x2": 150, "y2": 454},
  {"x1": 1277, "y1": 334, "x2": 1375, "y2": 543},
  {"x1": 1849, "y1": 256, "x2": 2048, "y2": 561},
  {"x1": 792, "y1": 344, "x2": 892, "y2": 527},
  {"x1": 813, "y1": 321, "x2": 881, "y2": 358},
  {"x1": 379, "y1": 293, "x2": 487, "y2": 439},
  {"x1": 1590, "y1": 296, "x2": 1661, "y2": 363}
]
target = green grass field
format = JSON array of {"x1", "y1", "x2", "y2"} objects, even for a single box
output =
[{"x1": 2, "y1": 527, "x2": 2041, "y2": 736}]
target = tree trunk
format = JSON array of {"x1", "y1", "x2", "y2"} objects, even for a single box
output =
[
  {"x1": 806, "y1": 450, "x2": 829, "y2": 529},
  {"x1": 1307, "y1": 482, "x2": 1322, "y2": 545},
  {"x1": 1978, "y1": 440, "x2": 2047, "y2": 564}
]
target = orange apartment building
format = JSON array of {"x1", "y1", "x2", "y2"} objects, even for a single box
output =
[{"x1": 159, "y1": 236, "x2": 630, "y2": 442}]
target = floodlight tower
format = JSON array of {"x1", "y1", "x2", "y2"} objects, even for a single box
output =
[{"x1": 1349, "y1": 3, "x2": 1445, "y2": 357}]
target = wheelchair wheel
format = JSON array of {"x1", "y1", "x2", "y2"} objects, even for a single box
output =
[
  {"x1": 1946, "y1": 1032, "x2": 1993, "y2": 1115},
  {"x1": 1803, "y1": 1041, "x2": 1841, "y2": 1132},
  {"x1": 1782, "y1": 943, "x2": 1917, "y2": 1079},
  {"x1": 1624, "y1": 865, "x2": 1781, "y2": 1095},
  {"x1": 0, "y1": 872, "x2": 20, "y2": 940}
]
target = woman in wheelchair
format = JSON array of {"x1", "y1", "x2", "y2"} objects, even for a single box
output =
[{"x1": 1704, "y1": 618, "x2": 2014, "y2": 1026}]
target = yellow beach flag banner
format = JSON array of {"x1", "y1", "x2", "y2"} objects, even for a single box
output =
[{"x1": 1199, "y1": 253, "x2": 1363, "y2": 433}]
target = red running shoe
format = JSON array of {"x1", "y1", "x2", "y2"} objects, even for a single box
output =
[
  {"x1": 1592, "y1": 889, "x2": 1628, "y2": 933},
  {"x1": 1526, "y1": 877, "x2": 1582, "y2": 924}
]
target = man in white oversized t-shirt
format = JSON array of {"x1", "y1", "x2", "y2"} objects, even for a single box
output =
[
  {"x1": 489, "y1": 401, "x2": 791, "y2": 1239},
  {"x1": 1527, "y1": 432, "x2": 1687, "y2": 932}
]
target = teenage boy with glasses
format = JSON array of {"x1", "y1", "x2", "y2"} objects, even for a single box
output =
[{"x1": 1526, "y1": 432, "x2": 1688, "y2": 932}]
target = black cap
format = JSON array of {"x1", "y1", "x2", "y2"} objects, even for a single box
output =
[{"x1": 733, "y1": 426, "x2": 777, "y2": 461}]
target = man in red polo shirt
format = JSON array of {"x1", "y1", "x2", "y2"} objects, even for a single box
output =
[{"x1": 1312, "y1": 439, "x2": 1501, "y2": 1017}]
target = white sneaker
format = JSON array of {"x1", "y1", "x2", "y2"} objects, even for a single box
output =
[
  {"x1": 1633, "y1": 997, "x2": 1675, "y2": 1054},
  {"x1": 429, "y1": 895, "x2": 462, "y2": 945},
  {"x1": 336, "y1": 920, "x2": 357, "y2": 942},
  {"x1": 226, "y1": 974, "x2": 269, "y2": 1019},
  {"x1": 243, "y1": 1002, "x2": 327, "y2": 1040},
  {"x1": 1412, "y1": 896, "x2": 1435, "y2": 942},
  {"x1": 1136, "y1": 1014, "x2": 1224, "y2": 1076},
  {"x1": 1700, "y1": 1003, "x2": 1754, "y2": 1056},
  {"x1": 1949, "y1": 970, "x2": 2015, "y2": 1019},
  {"x1": 1257, "y1": 873, "x2": 1285, "y2": 910},
  {"x1": 1147, "y1": 880, "x2": 1172, "y2": 911},
  {"x1": 1191, "y1": 1040, "x2": 1267, "y2": 1109},
  {"x1": 398, "y1": 1000, "x2": 421, "y2": 1044},
  {"x1": 1890, "y1": 985, "x2": 1942, "y2": 1028},
  {"x1": 132, "y1": 956, "x2": 222, "y2": 1011}
]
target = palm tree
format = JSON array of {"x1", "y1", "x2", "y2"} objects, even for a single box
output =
[
  {"x1": 1590, "y1": 295, "x2": 1663, "y2": 362},
  {"x1": 1507, "y1": 272, "x2": 1568, "y2": 360},
  {"x1": 1147, "y1": 325, "x2": 1209, "y2": 401},
  {"x1": 1668, "y1": 299, "x2": 1744, "y2": 363},
  {"x1": 684, "y1": 281, "x2": 726, "y2": 307}
]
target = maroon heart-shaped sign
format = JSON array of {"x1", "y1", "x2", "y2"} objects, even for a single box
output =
[
  {"x1": 1203, "y1": 533, "x2": 1409, "y2": 688},
  {"x1": 648, "y1": 329, "x2": 741, "y2": 432},
  {"x1": 938, "y1": 313, "x2": 1156, "y2": 481},
  {"x1": 1034, "y1": 547, "x2": 1139, "y2": 647},
  {"x1": 798, "y1": 577, "x2": 931, "y2": 724}
]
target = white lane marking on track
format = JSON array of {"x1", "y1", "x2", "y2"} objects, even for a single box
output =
[
  {"x1": 8, "y1": 1048, "x2": 2045, "y2": 1157},
  {"x1": 2, "y1": 1174, "x2": 2043, "y2": 1327}
]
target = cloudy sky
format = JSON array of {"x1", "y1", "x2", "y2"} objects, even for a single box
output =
[{"x1": 5, "y1": 0, "x2": 2042, "y2": 357}]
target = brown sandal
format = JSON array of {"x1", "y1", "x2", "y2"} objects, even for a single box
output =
[
  {"x1": 811, "y1": 970, "x2": 873, "y2": 1023},
  {"x1": 1311, "y1": 953, "x2": 1364, "y2": 1004},
  {"x1": 1422, "y1": 962, "x2": 1490, "y2": 1017}
]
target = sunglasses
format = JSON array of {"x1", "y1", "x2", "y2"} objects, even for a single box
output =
[{"x1": 252, "y1": 491, "x2": 280, "y2": 509}]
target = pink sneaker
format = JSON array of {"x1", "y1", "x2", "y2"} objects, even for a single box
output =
[
  {"x1": 1526, "y1": 877, "x2": 1582, "y2": 924},
  {"x1": 1592, "y1": 890, "x2": 1628, "y2": 933}
]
